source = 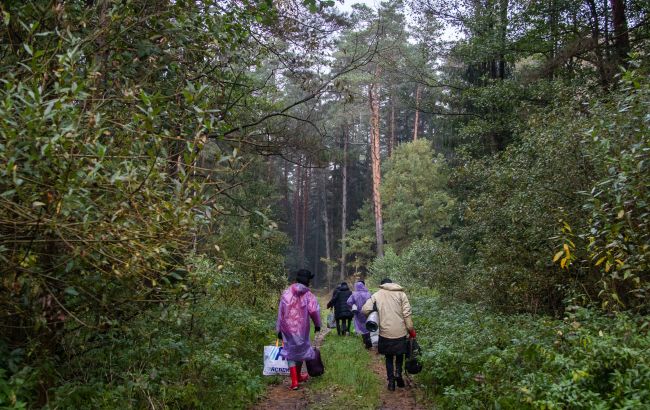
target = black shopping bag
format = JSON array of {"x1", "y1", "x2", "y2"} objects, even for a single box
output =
[
  {"x1": 405, "y1": 339, "x2": 423, "y2": 375},
  {"x1": 306, "y1": 348, "x2": 324, "y2": 377}
]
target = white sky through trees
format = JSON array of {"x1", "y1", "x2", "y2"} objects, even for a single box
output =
[{"x1": 337, "y1": 0, "x2": 379, "y2": 13}]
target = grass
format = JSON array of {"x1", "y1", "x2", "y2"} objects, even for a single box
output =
[
  {"x1": 307, "y1": 331, "x2": 382, "y2": 409},
  {"x1": 303, "y1": 294, "x2": 382, "y2": 409}
]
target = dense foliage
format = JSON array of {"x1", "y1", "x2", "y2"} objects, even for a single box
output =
[
  {"x1": 414, "y1": 295, "x2": 650, "y2": 409},
  {"x1": 0, "y1": 0, "x2": 340, "y2": 407},
  {"x1": 1, "y1": 0, "x2": 649, "y2": 407}
]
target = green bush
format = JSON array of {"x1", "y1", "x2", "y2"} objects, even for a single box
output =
[
  {"x1": 413, "y1": 296, "x2": 650, "y2": 409},
  {"x1": 450, "y1": 67, "x2": 650, "y2": 313},
  {"x1": 370, "y1": 239, "x2": 463, "y2": 297},
  {"x1": 46, "y1": 257, "x2": 278, "y2": 409}
]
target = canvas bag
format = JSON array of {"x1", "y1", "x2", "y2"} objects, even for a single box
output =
[{"x1": 263, "y1": 340, "x2": 290, "y2": 376}]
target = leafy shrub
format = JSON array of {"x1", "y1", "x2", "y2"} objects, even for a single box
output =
[
  {"x1": 450, "y1": 67, "x2": 650, "y2": 313},
  {"x1": 46, "y1": 257, "x2": 278, "y2": 409},
  {"x1": 413, "y1": 296, "x2": 650, "y2": 409},
  {"x1": 568, "y1": 64, "x2": 650, "y2": 312},
  {"x1": 370, "y1": 239, "x2": 463, "y2": 297}
]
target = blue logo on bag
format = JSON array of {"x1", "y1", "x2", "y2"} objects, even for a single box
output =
[{"x1": 269, "y1": 346, "x2": 284, "y2": 360}]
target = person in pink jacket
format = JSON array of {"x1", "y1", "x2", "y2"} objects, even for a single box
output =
[{"x1": 276, "y1": 269, "x2": 321, "y2": 390}]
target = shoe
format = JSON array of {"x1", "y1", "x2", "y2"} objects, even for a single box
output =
[
  {"x1": 396, "y1": 376, "x2": 405, "y2": 388},
  {"x1": 296, "y1": 362, "x2": 309, "y2": 383},
  {"x1": 387, "y1": 379, "x2": 396, "y2": 391},
  {"x1": 289, "y1": 366, "x2": 299, "y2": 390}
]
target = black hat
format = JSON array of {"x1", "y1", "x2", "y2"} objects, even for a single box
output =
[
  {"x1": 295, "y1": 269, "x2": 314, "y2": 286},
  {"x1": 380, "y1": 278, "x2": 392, "y2": 285}
]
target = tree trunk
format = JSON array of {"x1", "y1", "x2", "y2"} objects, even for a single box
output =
[
  {"x1": 389, "y1": 90, "x2": 396, "y2": 156},
  {"x1": 586, "y1": 0, "x2": 610, "y2": 86},
  {"x1": 609, "y1": 0, "x2": 630, "y2": 65},
  {"x1": 313, "y1": 172, "x2": 322, "y2": 278},
  {"x1": 293, "y1": 163, "x2": 302, "y2": 257},
  {"x1": 413, "y1": 86, "x2": 420, "y2": 141},
  {"x1": 340, "y1": 125, "x2": 348, "y2": 281},
  {"x1": 369, "y1": 67, "x2": 384, "y2": 258},
  {"x1": 549, "y1": 0, "x2": 559, "y2": 78},
  {"x1": 321, "y1": 169, "x2": 333, "y2": 287},
  {"x1": 300, "y1": 166, "x2": 310, "y2": 266},
  {"x1": 284, "y1": 161, "x2": 289, "y2": 222},
  {"x1": 498, "y1": 0, "x2": 508, "y2": 79}
]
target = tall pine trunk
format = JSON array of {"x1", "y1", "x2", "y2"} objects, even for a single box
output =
[
  {"x1": 586, "y1": 0, "x2": 609, "y2": 86},
  {"x1": 321, "y1": 169, "x2": 333, "y2": 287},
  {"x1": 389, "y1": 90, "x2": 396, "y2": 156},
  {"x1": 369, "y1": 67, "x2": 384, "y2": 258},
  {"x1": 413, "y1": 86, "x2": 421, "y2": 141},
  {"x1": 293, "y1": 163, "x2": 302, "y2": 254},
  {"x1": 609, "y1": 0, "x2": 630, "y2": 65},
  {"x1": 313, "y1": 173, "x2": 322, "y2": 278},
  {"x1": 300, "y1": 166, "x2": 310, "y2": 266},
  {"x1": 340, "y1": 125, "x2": 348, "y2": 281},
  {"x1": 498, "y1": 0, "x2": 508, "y2": 79}
]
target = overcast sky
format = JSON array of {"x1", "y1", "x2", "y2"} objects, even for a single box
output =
[
  {"x1": 334, "y1": 0, "x2": 462, "y2": 42},
  {"x1": 337, "y1": 0, "x2": 379, "y2": 13}
]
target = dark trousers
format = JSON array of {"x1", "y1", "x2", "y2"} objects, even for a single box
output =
[
  {"x1": 336, "y1": 317, "x2": 351, "y2": 335},
  {"x1": 385, "y1": 353, "x2": 404, "y2": 380}
]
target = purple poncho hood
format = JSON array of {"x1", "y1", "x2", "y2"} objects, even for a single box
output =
[{"x1": 276, "y1": 283, "x2": 321, "y2": 361}]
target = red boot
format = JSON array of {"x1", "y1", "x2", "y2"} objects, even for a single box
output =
[
  {"x1": 296, "y1": 362, "x2": 309, "y2": 383},
  {"x1": 289, "y1": 366, "x2": 299, "y2": 390}
]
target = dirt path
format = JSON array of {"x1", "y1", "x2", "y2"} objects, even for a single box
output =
[
  {"x1": 252, "y1": 327, "x2": 332, "y2": 410},
  {"x1": 369, "y1": 349, "x2": 426, "y2": 410}
]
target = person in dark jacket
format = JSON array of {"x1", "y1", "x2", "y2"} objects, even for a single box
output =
[{"x1": 326, "y1": 282, "x2": 353, "y2": 335}]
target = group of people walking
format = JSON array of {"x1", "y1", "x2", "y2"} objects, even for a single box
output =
[
  {"x1": 326, "y1": 281, "x2": 373, "y2": 346},
  {"x1": 276, "y1": 269, "x2": 416, "y2": 392}
]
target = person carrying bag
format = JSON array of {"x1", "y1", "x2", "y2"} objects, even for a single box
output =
[
  {"x1": 276, "y1": 269, "x2": 321, "y2": 390},
  {"x1": 361, "y1": 278, "x2": 416, "y2": 391}
]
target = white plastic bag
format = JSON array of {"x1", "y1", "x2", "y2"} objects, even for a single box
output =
[
  {"x1": 327, "y1": 312, "x2": 336, "y2": 329},
  {"x1": 370, "y1": 330, "x2": 379, "y2": 346},
  {"x1": 263, "y1": 341, "x2": 290, "y2": 376}
]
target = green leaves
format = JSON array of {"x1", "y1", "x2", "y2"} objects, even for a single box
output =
[
  {"x1": 381, "y1": 140, "x2": 455, "y2": 252},
  {"x1": 414, "y1": 296, "x2": 650, "y2": 409}
]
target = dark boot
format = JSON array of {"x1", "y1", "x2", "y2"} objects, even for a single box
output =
[
  {"x1": 296, "y1": 362, "x2": 309, "y2": 383},
  {"x1": 289, "y1": 366, "x2": 299, "y2": 390},
  {"x1": 387, "y1": 378, "x2": 396, "y2": 391},
  {"x1": 362, "y1": 334, "x2": 372, "y2": 349},
  {"x1": 396, "y1": 374, "x2": 405, "y2": 388}
]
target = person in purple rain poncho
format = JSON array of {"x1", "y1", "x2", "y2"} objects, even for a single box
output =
[
  {"x1": 276, "y1": 269, "x2": 321, "y2": 390},
  {"x1": 347, "y1": 281, "x2": 373, "y2": 349}
]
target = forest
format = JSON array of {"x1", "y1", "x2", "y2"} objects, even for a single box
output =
[{"x1": 0, "y1": 0, "x2": 649, "y2": 408}]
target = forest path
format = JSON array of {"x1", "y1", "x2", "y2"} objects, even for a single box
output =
[
  {"x1": 252, "y1": 294, "x2": 425, "y2": 409},
  {"x1": 370, "y1": 349, "x2": 425, "y2": 410},
  {"x1": 253, "y1": 325, "x2": 332, "y2": 410}
]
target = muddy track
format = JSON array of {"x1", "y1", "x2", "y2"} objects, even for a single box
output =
[
  {"x1": 252, "y1": 327, "x2": 332, "y2": 410},
  {"x1": 369, "y1": 348, "x2": 426, "y2": 410}
]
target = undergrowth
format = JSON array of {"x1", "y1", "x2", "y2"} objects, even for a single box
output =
[{"x1": 413, "y1": 296, "x2": 650, "y2": 409}]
